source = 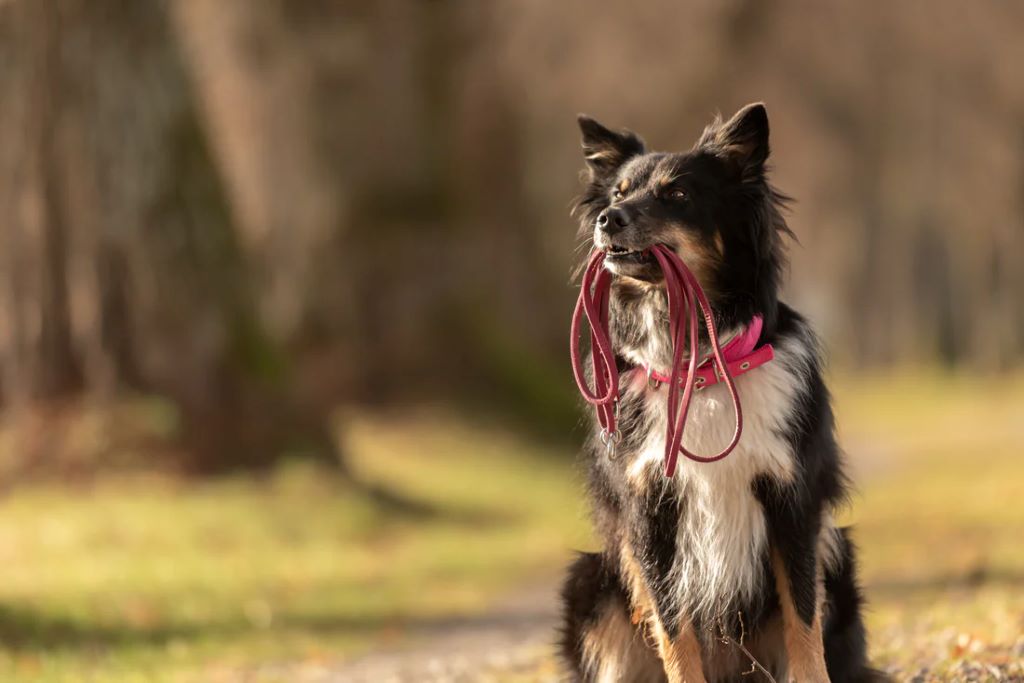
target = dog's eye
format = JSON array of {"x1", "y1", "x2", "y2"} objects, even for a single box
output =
[
  {"x1": 612, "y1": 189, "x2": 624, "y2": 200},
  {"x1": 668, "y1": 189, "x2": 687, "y2": 201}
]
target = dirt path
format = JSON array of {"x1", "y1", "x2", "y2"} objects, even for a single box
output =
[
  {"x1": 334, "y1": 580, "x2": 560, "y2": 683},
  {"x1": 249, "y1": 580, "x2": 562, "y2": 683}
]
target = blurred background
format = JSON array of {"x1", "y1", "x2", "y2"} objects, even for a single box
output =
[{"x1": 0, "y1": 1, "x2": 1022, "y2": 681}]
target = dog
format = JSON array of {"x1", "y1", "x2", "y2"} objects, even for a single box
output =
[{"x1": 559, "y1": 103, "x2": 886, "y2": 683}]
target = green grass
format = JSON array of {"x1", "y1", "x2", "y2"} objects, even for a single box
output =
[
  {"x1": 0, "y1": 410, "x2": 591, "y2": 682},
  {"x1": 1, "y1": 372, "x2": 1022, "y2": 681},
  {"x1": 832, "y1": 371, "x2": 1024, "y2": 679},
  {"x1": 858, "y1": 450, "x2": 1024, "y2": 679}
]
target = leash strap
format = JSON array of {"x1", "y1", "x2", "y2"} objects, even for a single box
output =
[
  {"x1": 570, "y1": 246, "x2": 751, "y2": 477},
  {"x1": 569, "y1": 253, "x2": 619, "y2": 437}
]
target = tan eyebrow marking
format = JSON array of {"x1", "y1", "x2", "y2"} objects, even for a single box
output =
[{"x1": 617, "y1": 178, "x2": 631, "y2": 193}]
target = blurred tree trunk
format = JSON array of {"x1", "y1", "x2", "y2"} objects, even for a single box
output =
[
  {"x1": 0, "y1": 0, "x2": 363, "y2": 478},
  {"x1": 165, "y1": 0, "x2": 351, "y2": 471},
  {"x1": 168, "y1": 0, "x2": 346, "y2": 340},
  {"x1": 21, "y1": 0, "x2": 83, "y2": 399}
]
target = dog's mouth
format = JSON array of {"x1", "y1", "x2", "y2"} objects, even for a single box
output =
[{"x1": 604, "y1": 243, "x2": 655, "y2": 264}]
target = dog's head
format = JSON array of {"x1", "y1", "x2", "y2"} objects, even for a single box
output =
[{"x1": 573, "y1": 103, "x2": 791, "y2": 330}]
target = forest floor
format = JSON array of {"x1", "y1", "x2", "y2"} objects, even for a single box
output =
[{"x1": 0, "y1": 372, "x2": 1023, "y2": 681}]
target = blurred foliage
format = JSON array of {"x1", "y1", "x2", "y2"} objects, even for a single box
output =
[{"x1": 1, "y1": 0, "x2": 1023, "y2": 474}]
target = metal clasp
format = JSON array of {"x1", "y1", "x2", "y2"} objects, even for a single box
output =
[
  {"x1": 600, "y1": 428, "x2": 623, "y2": 460},
  {"x1": 599, "y1": 398, "x2": 622, "y2": 459}
]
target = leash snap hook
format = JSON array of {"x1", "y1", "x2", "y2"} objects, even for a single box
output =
[
  {"x1": 600, "y1": 399, "x2": 622, "y2": 459},
  {"x1": 601, "y1": 428, "x2": 623, "y2": 460}
]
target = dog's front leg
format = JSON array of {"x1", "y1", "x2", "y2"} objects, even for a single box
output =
[
  {"x1": 645, "y1": 613, "x2": 707, "y2": 683},
  {"x1": 621, "y1": 481, "x2": 707, "y2": 683},
  {"x1": 758, "y1": 481, "x2": 831, "y2": 683},
  {"x1": 772, "y1": 548, "x2": 829, "y2": 682},
  {"x1": 621, "y1": 549, "x2": 706, "y2": 683}
]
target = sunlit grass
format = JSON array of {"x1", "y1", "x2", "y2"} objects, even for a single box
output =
[
  {"x1": 857, "y1": 449, "x2": 1024, "y2": 678},
  {"x1": 1, "y1": 371, "x2": 1022, "y2": 681},
  {"x1": 0, "y1": 410, "x2": 591, "y2": 682},
  {"x1": 832, "y1": 370, "x2": 1024, "y2": 678}
]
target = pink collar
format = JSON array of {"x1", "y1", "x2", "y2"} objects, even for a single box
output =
[{"x1": 642, "y1": 316, "x2": 774, "y2": 390}]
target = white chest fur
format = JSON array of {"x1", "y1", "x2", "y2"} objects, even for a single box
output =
[{"x1": 622, "y1": 335, "x2": 811, "y2": 622}]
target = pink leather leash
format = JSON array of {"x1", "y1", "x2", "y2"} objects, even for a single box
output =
[
  {"x1": 570, "y1": 245, "x2": 773, "y2": 477},
  {"x1": 569, "y1": 251, "x2": 619, "y2": 443}
]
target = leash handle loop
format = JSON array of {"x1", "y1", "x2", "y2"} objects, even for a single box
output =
[
  {"x1": 569, "y1": 251, "x2": 620, "y2": 435},
  {"x1": 570, "y1": 246, "x2": 744, "y2": 476}
]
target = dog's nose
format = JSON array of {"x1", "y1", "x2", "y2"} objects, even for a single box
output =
[{"x1": 597, "y1": 207, "x2": 631, "y2": 233}]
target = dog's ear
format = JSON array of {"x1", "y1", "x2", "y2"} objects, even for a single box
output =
[
  {"x1": 699, "y1": 103, "x2": 770, "y2": 176},
  {"x1": 577, "y1": 115, "x2": 645, "y2": 183}
]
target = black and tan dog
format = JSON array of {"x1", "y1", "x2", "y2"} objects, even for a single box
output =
[{"x1": 560, "y1": 104, "x2": 886, "y2": 682}]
